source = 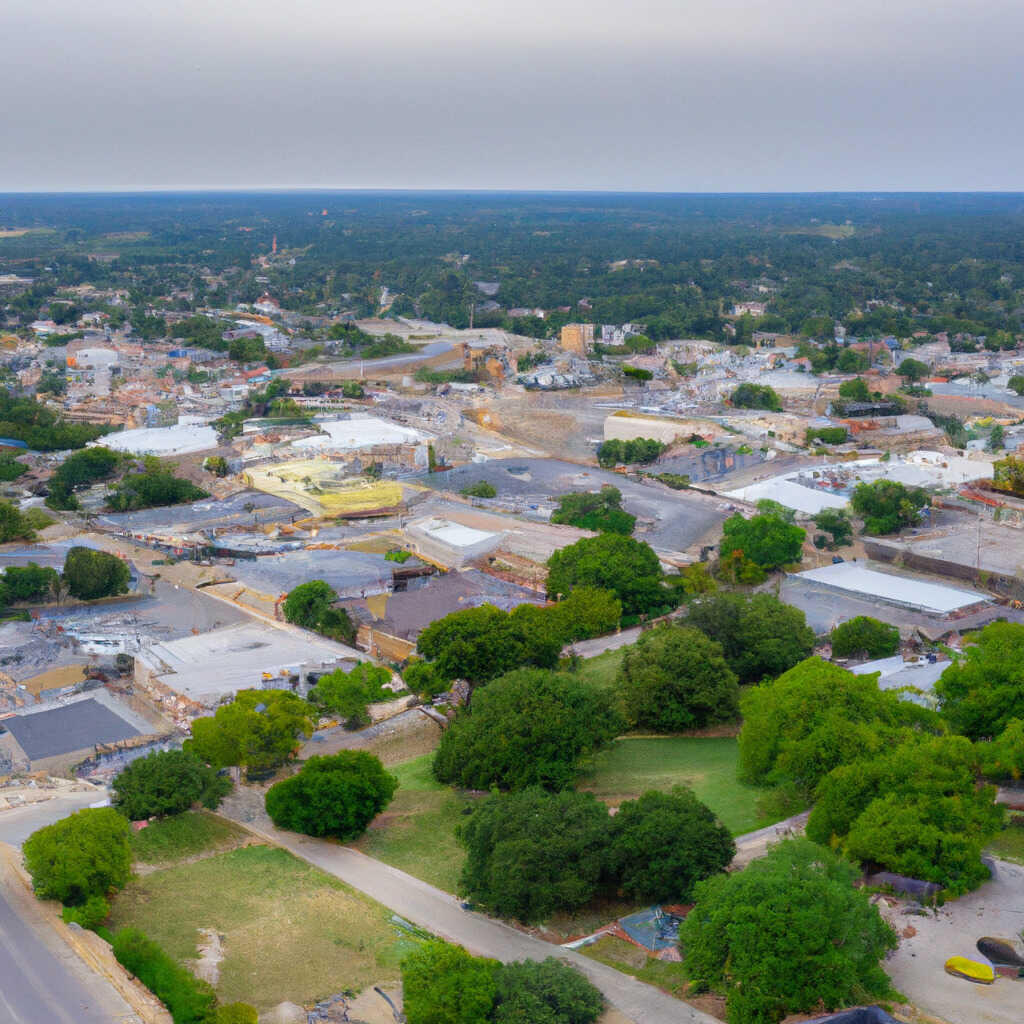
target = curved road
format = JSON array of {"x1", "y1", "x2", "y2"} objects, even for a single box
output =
[{"x1": 238, "y1": 820, "x2": 717, "y2": 1024}]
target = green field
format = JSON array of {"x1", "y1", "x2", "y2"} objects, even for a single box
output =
[
  {"x1": 131, "y1": 810, "x2": 248, "y2": 865},
  {"x1": 574, "y1": 647, "x2": 626, "y2": 693},
  {"x1": 109, "y1": 845, "x2": 406, "y2": 1011},
  {"x1": 353, "y1": 753, "x2": 477, "y2": 893},
  {"x1": 577, "y1": 736, "x2": 769, "y2": 835}
]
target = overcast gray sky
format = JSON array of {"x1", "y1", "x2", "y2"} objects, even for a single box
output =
[{"x1": 3, "y1": 0, "x2": 1022, "y2": 191}]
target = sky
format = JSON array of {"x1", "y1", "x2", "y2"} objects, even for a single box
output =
[{"x1": 4, "y1": 0, "x2": 1024, "y2": 192}]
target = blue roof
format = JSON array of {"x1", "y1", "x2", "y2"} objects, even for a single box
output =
[{"x1": 0, "y1": 438, "x2": 28, "y2": 449}]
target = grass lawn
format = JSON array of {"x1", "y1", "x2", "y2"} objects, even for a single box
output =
[
  {"x1": 986, "y1": 819, "x2": 1024, "y2": 865},
  {"x1": 577, "y1": 736, "x2": 770, "y2": 835},
  {"x1": 109, "y1": 845, "x2": 407, "y2": 1011},
  {"x1": 574, "y1": 647, "x2": 626, "y2": 693},
  {"x1": 353, "y1": 753, "x2": 477, "y2": 893},
  {"x1": 131, "y1": 810, "x2": 249, "y2": 866},
  {"x1": 580, "y1": 936, "x2": 689, "y2": 999}
]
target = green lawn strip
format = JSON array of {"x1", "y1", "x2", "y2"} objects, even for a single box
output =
[
  {"x1": 986, "y1": 819, "x2": 1024, "y2": 865},
  {"x1": 577, "y1": 736, "x2": 773, "y2": 835},
  {"x1": 353, "y1": 753, "x2": 476, "y2": 893},
  {"x1": 574, "y1": 648, "x2": 626, "y2": 693},
  {"x1": 130, "y1": 810, "x2": 249, "y2": 866},
  {"x1": 109, "y1": 845, "x2": 405, "y2": 1011},
  {"x1": 580, "y1": 935, "x2": 690, "y2": 999}
]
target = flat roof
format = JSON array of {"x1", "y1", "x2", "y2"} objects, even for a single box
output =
[
  {"x1": 420, "y1": 520, "x2": 499, "y2": 549},
  {"x1": 100, "y1": 423, "x2": 219, "y2": 456},
  {"x1": 3, "y1": 698, "x2": 139, "y2": 760},
  {"x1": 794, "y1": 562, "x2": 987, "y2": 614},
  {"x1": 724, "y1": 477, "x2": 849, "y2": 515},
  {"x1": 292, "y1": 416, "x2": 427, "y2": 452}
]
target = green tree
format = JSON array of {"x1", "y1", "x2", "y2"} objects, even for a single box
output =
[
  {"x1": 401, "y1": 940, "x2": 499, "y2": 1024},
  {"x1": 105, "y1": 460, "x2": 208, "y2": 512},
  {"x1": 45, "y1": 446, "x2": 122, "y2": 510},
  {"x1": 458, "y1": 789, "x2": 610, "y2": 922},
  {"x1": 23, "y1": 807, "x2": 132, "y2": 906},
  {"x1": 282, "y1": 579, "x2": 336, "y2": 629},
  {"x1": 830, "y1": 616, "x2": 900, "y2": 659},
  {"x1": 685, "y1": 592, "x2": 814, "y2": 685},
  {"x1": 417, "y1": 604, "x2": 561, "y2": 685},
  {"x1": 898, "y1": 357, "x2": 929, "y2": 382},
  {"x1": 680, "y1": 839, "x2": 897, "y2": 1024},
  {"x1": 112, "y1": 749, "x2": 231, "y2": 820},
  {"x1": 494, "y1": 959, "x2": 604, "y2": 1024},
  {"x1": 596, "y1": 438, "x2": 665, "y2": 468},
  {"x1": 185, "y1": 690, "x2": 313, "y2": 779},
  {"x1": 808, "y1": 735, "x2": 1002, "y2": 894},
  {"x1": 551, "y1": 486, "x2": 636, "y2": 535},
  {"x1": 619, "y1": 624, "x2": 739, "y2": 732},
  {"x1": 850, "y1": 479, "x2": 930, "y2": 535},
  {"x1": 812, "y1": 508, "x2": 852, "y2": 548},
  {"x1": 0, "y1": 454, "x2": 27, "y2": 482},
  {"x1": 433, "y1": 669, "x2": 623, "y2": 791},
  {"x1": 738, "y1": 657, "x2": 941, "y2": 792},
  {"x1": 0, "y1": 499, "x2": 43, "y2": 542},
  {"x1": 1, "y1": 562, "x2": 59, "y2": 602},
  {"x1": 754, "y1": 499, "x2": 795, "y2": 523},
  {"x1": 730, "y1": 382, "x2": 781, "y2": 411},
  {"x1": 609, "y1": 788, "x2": 735, "y2": 903},
  {"x1": 988, "y1": 423, "x2": 1005, "y2": 452},
  {"x1": 265, "y1": 752, "x2": 397, "y2": 839},
  {"x1": 1008, "y1": 374, "x2": 1024, "y2": 396},
  {"x1": 934, "y1": 620, "x2": 1024, "y2": 739},
  {"x1": 460, "y1": 480, "x2": 497, "y2": 498},
  {"x1": 837, "y1": 377, "x2": 871, "y2": 401},
  {"x1": 976, "y1": 718, "x2": 1024, "y2": 781},
  {"x1": 63, "y1": 546, "x2": 131, "y2": 600},
  {"x1": 204, "y1": 455, "x2": 229, "y2": 477},
  {"x1": 309, "y1": 662, "x2": 393, "y2": 729},
  {"x1": 719, "y1": 513, "x2": 805, "y2": 570},
  {"x1": 545, "y1": 534, "x2": 664, "y2": 615},
  {"x1": 835, "y1": 347, "x2": 869, "y2": 373},
  {"x1": 548, "y1": 587, "x2": 622, "y2": 642}
]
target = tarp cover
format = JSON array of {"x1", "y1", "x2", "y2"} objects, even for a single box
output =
[
  {"x1": 805, "y1": 1009, "x2": 900, "y2": 1024},
  {"x1": 977, "y1": 937, "x2": 1024, "y2": 968},
  {"x1": 865, "y1": 871, "x2": 942, "y2": 901}
]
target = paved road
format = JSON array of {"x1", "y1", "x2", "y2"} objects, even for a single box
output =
[
  {"x1": 0, "y1": 788, "x2": 108, "y2": 849},
  {"x1": 233, "y1": 819, "x2": 716, "y2": 1024},
  {"x1": 565, "y1": 626, "x2": 644, "y2": 659},
  {"x1": 0, "y1": 852, "x2": 139, "y2": 1023}
]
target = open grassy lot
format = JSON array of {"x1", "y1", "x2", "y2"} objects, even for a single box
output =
[
  {"x1": 109, "y1": 845, "x2": 406, "y2": 1011},
  {"x1": 574, "y1": 647, "x2": 626, "y2": 694},
  {"x1": 353, "y1": 753, "x2": 477, "y2": 893},
  {"x1": 577, "y1": 736, "x2": 769, "y2": 835},
  {"x1": 131, "y1": 810, "x2": 249, "y2": 866},
  {"x1": 987, "y1": 818, "x2": 1024, "y2": 865}
]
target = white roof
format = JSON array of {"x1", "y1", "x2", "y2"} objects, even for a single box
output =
[
  {"x1": 292, "y1": 416, "x2": 427, "y2": 452},
  {"x1": 796, "y1": 562, "x2": 987, "y2": 614},
  {"x1": 420, "y1": 519, "x2": 498, "y2": 549},
  {"x1": 100, "y1": 422, "x2": 219, "y2": 456},
  {"x1": 724, "y1": 478, "x2": 848, "y2": 515}
]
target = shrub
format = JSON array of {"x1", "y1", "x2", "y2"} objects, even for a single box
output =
[
  {"x1": 619, "y1": 624, "x2": 739, "y2": 732},
  {"x1": 609, "y1": 788, "x2": 735, "y2": 903},
  {"x1": 433, "y1": 669, "x2": 623, "y2": 791},
  {"x1": 550, "y1": 485, "x2": 636, "y2": 535},
  {"x1": 850, "y1": 479, "x2": 930, "y2": 535},
  {"x1": 1, "y1": 562, "x2": 59, "y2": 602},
  {"x1": 265, "y1": 752, "x2": 397, "y2": 840},
  {"x1": 23, "y1": 807, "x2": 132, "y2": 906},
  {"x1": 805, "y1": 426, "x2": 848, "y2": 445},
  {"x1": 112, "y1": 928, "x2": 217, "y2": 1024},
  {"x1": 61, "y1": 895, "x2": 110, "y2": 931},
  {"x1": 494, "y1": 959, "x2": 603, "y2": 1024},
  {"x1": 548, "y1": 586, "x2": 622, "y2": 642},
  {"x1": 112, "y1": 749, "x2": 232, "y2": 820},
  {"x1": 596, "y1": 437, "x2": 665, "y2": 467},
  {"x1": 830, "y1": 616, "x2": 900, "y2": 659}
]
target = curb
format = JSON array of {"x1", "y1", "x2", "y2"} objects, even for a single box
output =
[{"x1": 0, "y1": 842, "x2": 172, "y2": 1024}]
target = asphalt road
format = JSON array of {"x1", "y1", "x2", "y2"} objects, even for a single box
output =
[
  {"x1": 0, "y1": 788, "x2": 107, "y2": 849},
  {"x1": 0, "y1": 853, "x2": 138, "y2": 1024},
  {"x1": 240, "y1": 821, "x2": 718, "y2": 1024}
]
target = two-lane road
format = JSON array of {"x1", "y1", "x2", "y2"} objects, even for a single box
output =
[{"x1": 0, "y1": 857, "x2": 139, "y2": 1023}]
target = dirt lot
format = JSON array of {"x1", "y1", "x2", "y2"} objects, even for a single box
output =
[{"x1": 879, "y1": 857, "x2": 1024, "y2": 1024}]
